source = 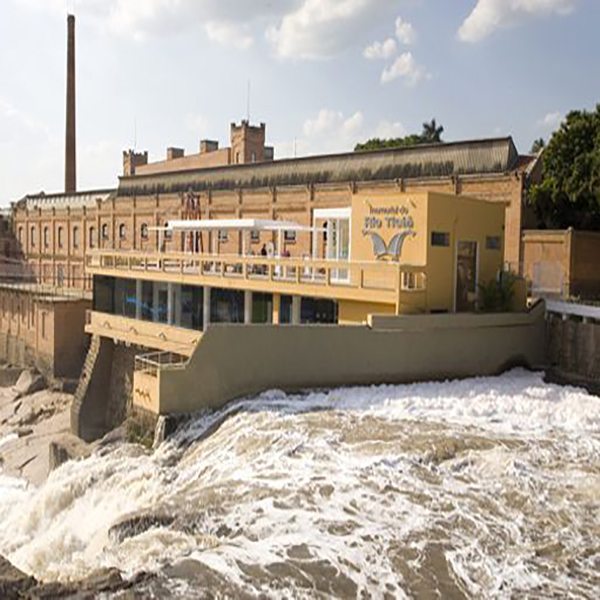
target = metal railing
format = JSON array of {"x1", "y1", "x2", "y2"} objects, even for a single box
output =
[
  {"x1": 135, "y1": 351, "x2": 190, "y2": 378},
  {"x1": 86, "y1": 249, "x2": 427, "y2": 304}
]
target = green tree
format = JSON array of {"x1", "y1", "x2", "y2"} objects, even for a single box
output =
[
  {"x1": 355, "y1": 118, "x2": 444, "y2": 152},
  {"x1": 421, "y1": 118, "x2": 444, "y2": 143},
  {"x1": 530, "y1": 105, "x2": 600, "y2": 230},
  {"x1": 530, "y1": 138, "x2": 545, "y2": 154}
]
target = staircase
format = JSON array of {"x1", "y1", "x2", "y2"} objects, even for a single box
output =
[{"x1": 70, "y1": 335, "x2": 108, "y2": 440}]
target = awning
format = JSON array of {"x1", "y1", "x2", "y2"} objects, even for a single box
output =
[{"x1": 151, "y1": 218, "x2": 324, "y2": 233}]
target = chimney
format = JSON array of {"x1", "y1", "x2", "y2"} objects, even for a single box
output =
[
  {"x1": 167, "y1": 147, "x2": 185, "y2": 161},
  {"x1": 65, "y1": 14, "x2": 76, "y2": 193}
]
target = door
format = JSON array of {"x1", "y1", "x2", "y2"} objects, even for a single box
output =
[
  {"x1": 326, "y1": 218, "x2": 350, "y2": 282},
  {"x1": 456, "y1": 241, "x2": 478, "y2": 312}
]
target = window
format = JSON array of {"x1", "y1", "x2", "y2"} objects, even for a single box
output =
[
  {"x1": 102, "y1": 224, "x2": 109, "y2": 240},
  {"x1": 43, "y1": 226, "x2": 49, "y2": 248},
  {"x1": 284, "y1": 231, "x2": 297, "y2": 244},
  {"x1": 119, "y1": 223, "x2": 126, "y2": 240},
  {"x1": 235, "y1": 152, "x2": 240, "y2": 164},
  {"x1": 431, "y1": 231, "x2": 450, "y2": 247},
  {"x1": 251, "y1": 151, "x2": 257, "y2": 163},
  {"x1": 73, "y1": 226, "x2": 79, "y2": 249},
  {"x1": 30, "y1": 226, "x2": 36, "y2": 248},
  {"x1": 141, "y1": 223, "x2": 149, "y2": 240},
  {"x1": 250, "y1": 230, "x2": 260, "y2": 243},
  {"x1": 18, "y1": 227, "x2": 23, "y2": 244},
  {"x1": 41, "y1": 312, "x2": 47, "y2": 340},
  {"x1": 486, "y1": 236, "x2": 502, "y2": 250},
  {"x1": 57, "y1": 226, "x2": 64, "y2": 248},
  {"x1": 218, "y1": 230, "x2": 228, "y2": 243},
  {"x1": 89, "y1": 227, "x2": 96, "y2": 248}
]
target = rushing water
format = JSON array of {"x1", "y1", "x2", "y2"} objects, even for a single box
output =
[{"x1": 0, "y1": 369, "x2": 599, "y2": 598}]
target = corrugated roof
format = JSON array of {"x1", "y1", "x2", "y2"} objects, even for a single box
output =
[
  {"x1": 118, "y1": 137, "x2": 520, "y2": 197},
  {"x1": 16, "y1": 189, "x2": 116, "y2": 211}
]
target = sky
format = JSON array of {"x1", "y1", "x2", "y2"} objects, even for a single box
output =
[{"x1": 0, "y1": 0, "x2": 598, "y2": 205}]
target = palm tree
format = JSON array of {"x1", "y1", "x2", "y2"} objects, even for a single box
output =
[{"x1": 421, "y1": 119, "x2": 444, "y2": 143}]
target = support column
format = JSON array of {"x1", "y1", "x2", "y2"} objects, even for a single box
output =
[
  {"x1": 292, "y1": 296, "x2": 301, "y2": 325},
  {"x1": 203, "y1": 286, "x2": 211, "y2": 331},
  {"x1": 244, "y1": 291, "x2": 253, "y2": 324},
  {"x1": 135, "y1": 280, "x2": 142, "y2": 320},
  {"x1": 273, "y1": 293, "x2": 281, "y2": 325},
  {"x1": 167, "y1": 283, "x2": 174, "y2": 326}
]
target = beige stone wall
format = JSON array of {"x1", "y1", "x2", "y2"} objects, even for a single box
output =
[{"x1": 153, "y1": 303, "x2": 546, "y2": 415}]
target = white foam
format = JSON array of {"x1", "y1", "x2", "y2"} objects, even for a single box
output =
[{"x1": 0, "y1": 370, "x2": 597, "y2": 597}]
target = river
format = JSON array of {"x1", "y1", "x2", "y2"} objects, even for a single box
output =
[{"x1": 0, "y1": 369, "x2": 599, "y2": 598}]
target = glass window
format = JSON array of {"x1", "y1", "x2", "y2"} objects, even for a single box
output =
[
  {"x1": 89, "y1": 227, "x2": 96, "y2": 248},
  {"x1": 218, "y1": 230, "x2": 228, "y2": 243},
  {"x1": 114, "y1": 278, "x2": 137, "y2": 319},
  {"x1": 486, "y1": 236, "x2": 502, "y2": 250},
  {"x1": 301, "y1": 298, "x2": 338, "y2": 324},
  {"x1": 280, "y1": 295, "x2": 293, "y2": 324},
  {"x1": 250, "y1": 230, "x2": 260, "y2": 243},
  {"x1": 252, "y1": 293, "x2": 273, "y2": 324},
  {"x1": 284, "y1": 231, "x2": 297, "y2": 243},
  {"x1": 58, "y1": 226, "x2": 64, "y2": 248},
  {"x1": 44, "y1": 227, "x2": 49, "y2": 248},
  {"x1": 431, "y1": 231, "x2": 450, "y2": 247},
  {"x1": 93, "y1": 276, "x2": 115, "y2": 314},
  {"x1": 211, "y1": 289, "x2": 244, "y2": 324},
  {"x1": 30, "y1": 226, "x2": 36, "y2": 248},
  {"x1": 181, "y1": 285, "x2": 203, "y2": 330},
  {"x1": 141, "y1": 223, "x2": 149, "y2": 240},
  {"x1": 73, "y1": 226, "x2": 79, "y2": 248},
  {"x1": 102, "y1": 224, "x2": 109, "y2": 239},
  {"x1": 141, "y1": 281, "x2": 154, "y2": 322},
  {"x1": 119, "y1": 223, "x2": 127, "y2": 240}
]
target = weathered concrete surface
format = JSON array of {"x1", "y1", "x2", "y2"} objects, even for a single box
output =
[
  {"x1": 546, "y1": 313, "x2": 600, "y2": 394},
  {"x1": 48, "y1": 434, "x2": 91, "y2": 472}
]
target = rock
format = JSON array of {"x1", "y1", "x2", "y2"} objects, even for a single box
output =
[
  {"x1": 49, "y1": 435, "x2": 92, "y2": 472},
  {"x1": 0, "y1": 367, "x2": 22, "y2": 388},
  {"x1": 12, "y1": 370, "x2": 46, "y2": 398},
  {"x1": 0, "y1": 555, "x2": 36, "y2": 599},
  {"x1": 16, "y1": 428, "x2": 34, "y2": 438},
  {"x1": 109, "y1": 513, "x2": 177, "y2": 544}
]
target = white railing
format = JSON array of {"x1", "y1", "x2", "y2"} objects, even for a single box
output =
[
  {"x1": 546, "y1": 300, "x2": 600, "y2": 322},
  {"x1": 135, "y1": 351, "x2": 190, "y2": 378}
]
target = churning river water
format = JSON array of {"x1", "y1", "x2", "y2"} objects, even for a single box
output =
[{"x1": 0, "y1": 369, "x2": 599, "y2": 598}]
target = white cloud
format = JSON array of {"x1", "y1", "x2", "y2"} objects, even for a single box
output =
[
  {"x1": 459, "y1": 0, "x2": 577, "y2": 43},
  {"x1": 266, "y1": 0, "x2": 387, "y2": 60},
  {"x1": 205, "y1": 21, "x2": 253, "y2": 49},
  {"x1": 395, "y1": 17, "x2": 416, "y2": 45},
  {"x1": 364, "y1": 38, "x2": 397, "y2": 60},
  {"x1": 381, "y1": 52, "x2": 429, "y2": 86},
  {"x1": 538, "y1": 111, "x2": 564, "y2": 130}
]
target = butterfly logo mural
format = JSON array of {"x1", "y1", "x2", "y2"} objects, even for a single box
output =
[{"x1": 363, "y1": 229, "x2": 416, "y2": 260}]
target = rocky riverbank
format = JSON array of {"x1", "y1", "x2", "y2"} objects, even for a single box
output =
[{"x1": 0, "y1": 554, "x2": 153, "y2": 599}]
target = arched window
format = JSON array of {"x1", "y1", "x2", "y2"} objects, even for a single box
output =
[
  {"x1": 30, "y1": 226, "x2": 36, "y2": 248},
  {"x1": 89, "y1": 227, "x2": 96, "y2": 249},
  {"x1": 141, "y1": 223, "x2": 149, "y2": 240},
  {"x1": 43, "y1": 226, "x2": 49, "y2": 248},
  {"x1": 57, "y1": 226, "x2": 64, "y2": 248},
  {"x1": 102, "y1": 224, "x2": 109, "y2": 240},
  {"x1": 18, "y1": 227, "x2": 23, "y2": 244},
  {"x1": 119, "y1": 223, "x2": 126, "y2": 240},
  {"x1": 73, "y1": 226, "x2": 79, "y2": 249}
]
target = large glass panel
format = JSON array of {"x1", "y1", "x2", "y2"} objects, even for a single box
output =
[
  {"x1": 301, "y1": 298, "x2": 338, "y2": 324},
  {"x1": 253, "y1": 293, "x2": 273, "y2": 324},
  {"x1": 141, "y1": 281, "x2": 154, "y2": 322},
  {"x1": 93, "y1": 276, "x2": 115, "y2": 314},
  {"x1": 114, "y1": 278, "x2": 137, "y2": 319},
  {"x1": 280, "y1": 295, "x2": 293, "y2": 324},
  {"x1": 181, "y1": 285, "x2": 203, "y2": 330},
  {"x1": 211, "y1": 289, "x2": 244, "y2": 324},
  {"x1": 156, "y1": 283, "x2": 169, "y2": 324}
]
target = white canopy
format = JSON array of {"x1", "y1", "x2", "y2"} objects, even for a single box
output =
[{"x1": 152, "y1": 219, "x2": 322, "y2": 233}]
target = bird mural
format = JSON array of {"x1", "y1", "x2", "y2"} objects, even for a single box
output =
[{"x1": 363, "y1": 230, "x2": 416, "y2": 260}]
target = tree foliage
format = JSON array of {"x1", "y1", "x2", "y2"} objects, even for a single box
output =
[
  {"x1": 355, "y1": 118, "x2": 444, "y2": 152},
  {"x1": 530, "y1": 138, "x2": 545, "y2": 154},
  {"x1": 530, "y1": 105, "x2": 600, "y2": 230}
]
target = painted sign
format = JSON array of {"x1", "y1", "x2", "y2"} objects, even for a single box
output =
[{"x1": 362, "y1": 201, "x2": 416, "y2": 260}]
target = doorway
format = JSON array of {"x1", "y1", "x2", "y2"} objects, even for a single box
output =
[
  {"x1": 313, "y1": 208, "x2": 351, "y2": 283},
  {"x1": 455, "y1": 241, "x2": 478, "y2": 312}
]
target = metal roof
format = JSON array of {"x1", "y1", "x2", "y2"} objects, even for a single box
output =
[
  {"x1": 118, "y1": 137, "x2": 520, "y2": 197},
  {"x1": 15, "y1": 188, "x2": 116, "y2": 211}
]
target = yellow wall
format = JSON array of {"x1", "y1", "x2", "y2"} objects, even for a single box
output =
[
  {"x1": 338, "y1": 301, "x2": 396, "y2": 325},
  {"x1": 426, "y1": 192, "x2": 506, "y2": 313}
]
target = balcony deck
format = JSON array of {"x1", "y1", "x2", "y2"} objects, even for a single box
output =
[{"x1": 85, "y1": 250, "x2": 426, "y2": 309}]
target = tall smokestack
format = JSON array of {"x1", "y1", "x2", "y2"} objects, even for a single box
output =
[{"x1": 65, "y1": 14, "x2": 76, "y2": 193}]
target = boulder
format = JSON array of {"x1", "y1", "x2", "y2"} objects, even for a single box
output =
[
  {"x1": 48, "y1": 435, "x2": 92, "y2": 472},
  {"x1": 12, "y1": 370, "x2": 46, "y2": 398},
  {"x1": 0, "y1": 555, "x2": 36, "y2": 599}
]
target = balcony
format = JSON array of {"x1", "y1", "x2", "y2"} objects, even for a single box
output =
[{"x1": 85, "y1": 250, "x2": 427, "y2": 309}]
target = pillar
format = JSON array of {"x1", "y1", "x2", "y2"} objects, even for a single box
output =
[
  {"x1": 203, "y1": 286, "x2": 211, "y2": 331},
  {"x1": 273, "y1": 293, "x2": 281, "y2": 325},
  {"x1": 135, "y1": 280, "x2": 142, "y2": 320},
  {"x1": 292, "y1": 296, "x2": 301, "y2": 325},
  {"x1": 167, "y1": 283, "x2": 174, "y2": 326},
  {"x1": 244, "y1": 291, "x2": 253, "y2": 324}
]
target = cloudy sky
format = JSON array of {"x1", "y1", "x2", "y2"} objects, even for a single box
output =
[{"x1": 0, "y1": 0, "x2": 598, "y2": 205}]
